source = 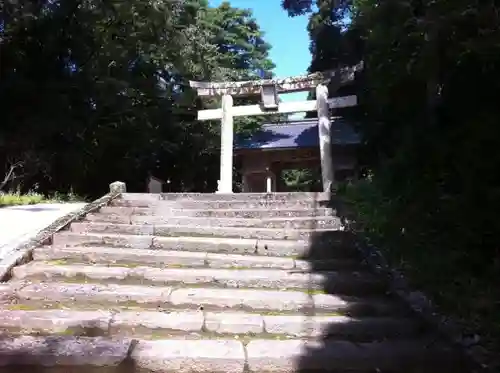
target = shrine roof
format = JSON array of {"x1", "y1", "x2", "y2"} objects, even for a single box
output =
[{"x1": 234, "y1": 117, "x2": 360, "y2": 150}]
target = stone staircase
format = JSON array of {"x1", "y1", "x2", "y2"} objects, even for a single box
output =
[{"x1": 0, "y1": 192, "x2": 465, "y2": 372}]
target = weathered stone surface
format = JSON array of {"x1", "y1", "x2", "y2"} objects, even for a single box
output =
[
  {"x1": 134, "y1": 267, "x2": 322, "y2": 289},
  {"x1": 34, "y1": 246, "x2": 208, "y2": 267},
  {"x1": 14, "y1": 262, "x2": 331, "y2": 290},
  {"x1": 120, "y1": 193, "x2": 162, "y2": 201},
  {"x1": 12, "y1": 262, "x2": 131, "y2": 282},
  {"x1": 312, "y1": 293, "x2": 406, "y2": 317},
  {"x1": 112, "y1": 199, "x2": 332, "y2": 210},
  {"x1": 0, "y1": 190, "x2": 464, "y2": 372},
  {"x1": 0, "y1": 310, "x2": 112, "y2": 334},
  {"x1": 109, "y1": 181, "x2": 127, "y2": 194},
  {"x1": 207, "y1": 253, "x2": 295, "y2": 269},
  {"x1": 153, "y1": 225, "x2": 337, "y2": 240},
  {"x1": 0, "y1": 335, "x2": 131, "y2": 367},
  {"x1": 246, "y1": 339, "x2": 458, "y2": 372},
  {"x1": 132, "y1": 339, "x2": 245, "y2": 373},
  {"x1": 263, "y1": 315, "x2": 420, "y2": 339},
  {"x1": 205, "y1": 312, "x2": 264, "y2": 334},
  {"x1": 99, "y1": 206, "x2": 136, "y2": 215},
  {"x1": 0, "y1": 284, "x2": 15, "y2": 303},
  {"x1": 137, "y1": 207, "x2": 335, "y2": 218},
  {"x1": 121, "y1": 216, "x2": 342, "y2": 229},
  {"x1": 293, "y1": 258, "x2": 360, "y2": 271},
  {"x1": 70, "y1": 221, "x2": 339, "y2": 240},
  {"x1": 189, "y1": 63, "x2": 362, "y2": 96},
  {"x1": 86, "y1": 212, "x2": 131, "y2": 224},
  {"x1": 71, "y1": 221, "x2": 154, "y2": 235},
  {"x1": 158, "y1": 192, "x2": 331, "y2": 202},
  {"x1": 97, "y1": 206, "x2": 334, "y2": 219},
  {"x1": 153, "y1": 235, "x2": 308, "y2": 257},
  {"x1": 16, "y1": 282, "x2": 171, "y2": 307},
  {"x1": 52, "y1": 232, "x2": 154, "y2": 249},
  {"x1": 169, "y1": 288, "x2": 311, "y2": 311},
  {"x1": 246, "y1": 339, "x2": 307, "y2": 372},
  {"x1": 110, "y1": 310, "x2": 204, "y2": 334}
]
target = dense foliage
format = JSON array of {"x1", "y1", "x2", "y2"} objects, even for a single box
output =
[
  {"x1": 283, "y1": 0, "x2": 500, "y2": 365},
  {"x1": 0, "y1": 0, "x2": 274, "y2": 196}
]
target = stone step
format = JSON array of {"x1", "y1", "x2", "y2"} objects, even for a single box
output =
[
  {"x1": 52, "y1": 232, "x2": 358, "y2": 258},
  {"x1": 85, "y1": 213, "x2": 342, "y2": 229},
  {"x1": 112, "y1": 197, "x2": 331, "y2": 210},
  {"x1": 33, "y1": 246, "x2": 361, "y2": 271},
  {"x1": 69, "y1": 221, "x2": 342, "y2": 240},
  {"x1": 12, "y1": 282, "x2": 406, "y2": 316},
  {"x1": 12, "y1": 262, "x2": 385, "y2": 295},
  {"x1": 0, "y1": 309, "x2": 421, "y2": 340},
  {"x1": 132, "y1": 192, "x2": 332, "y2": 202},
  {"x1": 0, "y1": 335, "x2": 461, "y2": 372},
  {"x1": 99, "y1": 206, "x2": 336, "y2": 218}
]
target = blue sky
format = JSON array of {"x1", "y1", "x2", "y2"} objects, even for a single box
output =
[{"x1": 209, "y1": 0, "x2": 310, "y2": 104}]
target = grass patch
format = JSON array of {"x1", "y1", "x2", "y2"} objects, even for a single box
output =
[
  {"x1": 0, "y1": 188, "x2": 86, "y2": 207},
  {"x1": 0, "y1": 192, "x2": 45, "y2": 206}
]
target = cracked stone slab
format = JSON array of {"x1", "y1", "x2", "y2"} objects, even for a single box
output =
[
  {"x1": 52, "y1": 232, "x2": 154, "y2": 249},
  {"x1": 153, "y1": 235, "x2": 309, "y2": 257},
  {"x1": 121, "y1": 216, "x2": 342, "y2": 229},
  {"x1": 132, "y1": 339, "x2": 245, "y2": 373},
  {"x1": 0, "y1": 284, "x2": 15, "y2": 303},
  {"x1": 156, "y1": 192, "x2": 332, "y2": 202},
  {"x1": 52, "y1": 232, "x2": 309, "y2": 257},
  {"x1": 135, "y1": 267, "x2": 324, "y2": 289},
  {"x1": 206, "y1": 253, "x2": 295, "y2": 269},
  {"x1": 0, "y1": 309, "x2": 112, "y2": 334},
  {"x1": 0, "y1": 335, "x2": 131, "y2": 367},
  {"x1": 110, "y1": 310, "x2": 204, "y2": 335},
  {"x1": 71, "y1": 222, "x2": 341, "y2": 240},
  {"x1": 71, "y1": 222, "x2": 155, "y2": 236},
  {"x1": 112, "y1": 199, "x2": 331, "y2": 210},
  {"x1": 205, "y1": 312, "x2": 264, "y2": 334},
  {"x1": 85, "y1": 212, "x2": 132, "y2": 224},
  {"x1": 102, "y1": 206, "x2": 335, "y2": 218},
  {"x1": 33, "y1": 246, "x2": 208, "y2": 267},
  {"x1": 12, "y1": 263, "x2": 323, "y2": 291},
  {"x1": 34, "y1": 246, "x2": 356, "y2": 272},
  {"x1": 12, "y1": 262, "x2": 132, "y2": 282},
  {"x1": 169, "y1": 287, "x2": 312, "y2": 312},
  {"x1": 16, "y1": 282, "x2": 171, "y2": 307}
]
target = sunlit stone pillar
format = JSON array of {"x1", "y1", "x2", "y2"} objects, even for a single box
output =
[
  {"x1": 217, "y1": 94, "x2": 234, "y2": 193},
  {"x1": 316, "y1": 84, "x2": 334, "y2": 192}
]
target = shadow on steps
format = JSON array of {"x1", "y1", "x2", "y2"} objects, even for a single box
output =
[
  {"x1": 0, "y1": 192, "x2": 477, "y2": 372},
  {"x1": 0, "y1": 332, "x2": 138, "y2": 373},
  {"x1": 294, "y1": 193, "x2": 473, "y2": 373}
]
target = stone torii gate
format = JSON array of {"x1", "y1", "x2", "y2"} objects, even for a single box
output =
[{"x1": 190, "y1": 63, "x2": 362, "y2": 193}]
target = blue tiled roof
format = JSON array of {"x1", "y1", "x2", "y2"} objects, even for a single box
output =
[{"x1": 234, "y1": 118, "x2": 360, "y2": 150}]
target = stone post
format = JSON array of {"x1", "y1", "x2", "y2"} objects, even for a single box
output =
[
  {"x1": 266, "y1": 173, "x2": 272, "y2": 193},
  {"x1": 316, "y1": 84, "x2": 334, "y2": 192},
  {"x1": 109, "y1": 181, "x2": 126, "y2": 194},
  {"x1": 217, "y1": 94, "x2": 234, "y2": 193}
]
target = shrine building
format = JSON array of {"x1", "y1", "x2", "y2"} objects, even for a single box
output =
[{"x1": 234, "y1": 117, "x2": 360, "y2": 192}]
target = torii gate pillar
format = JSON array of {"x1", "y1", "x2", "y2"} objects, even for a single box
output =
[
  {"x1": 316, "y1": 83, "x2": 334, "y2": 192},
  {"x1": 217, "y1": 94, "x2": 234, "y2": 193}
]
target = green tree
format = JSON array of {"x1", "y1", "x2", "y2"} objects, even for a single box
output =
[
  {"x1": 0, "y1": 0, "x2": 276, "y2": 195},
  {"x1": 283, "y1": 0, "x2": 500, "y2": 363}
]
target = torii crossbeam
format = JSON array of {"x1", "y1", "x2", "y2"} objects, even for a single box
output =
[{"x1": 190, "y1": 63, "x2": 363, "y2": 193}]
